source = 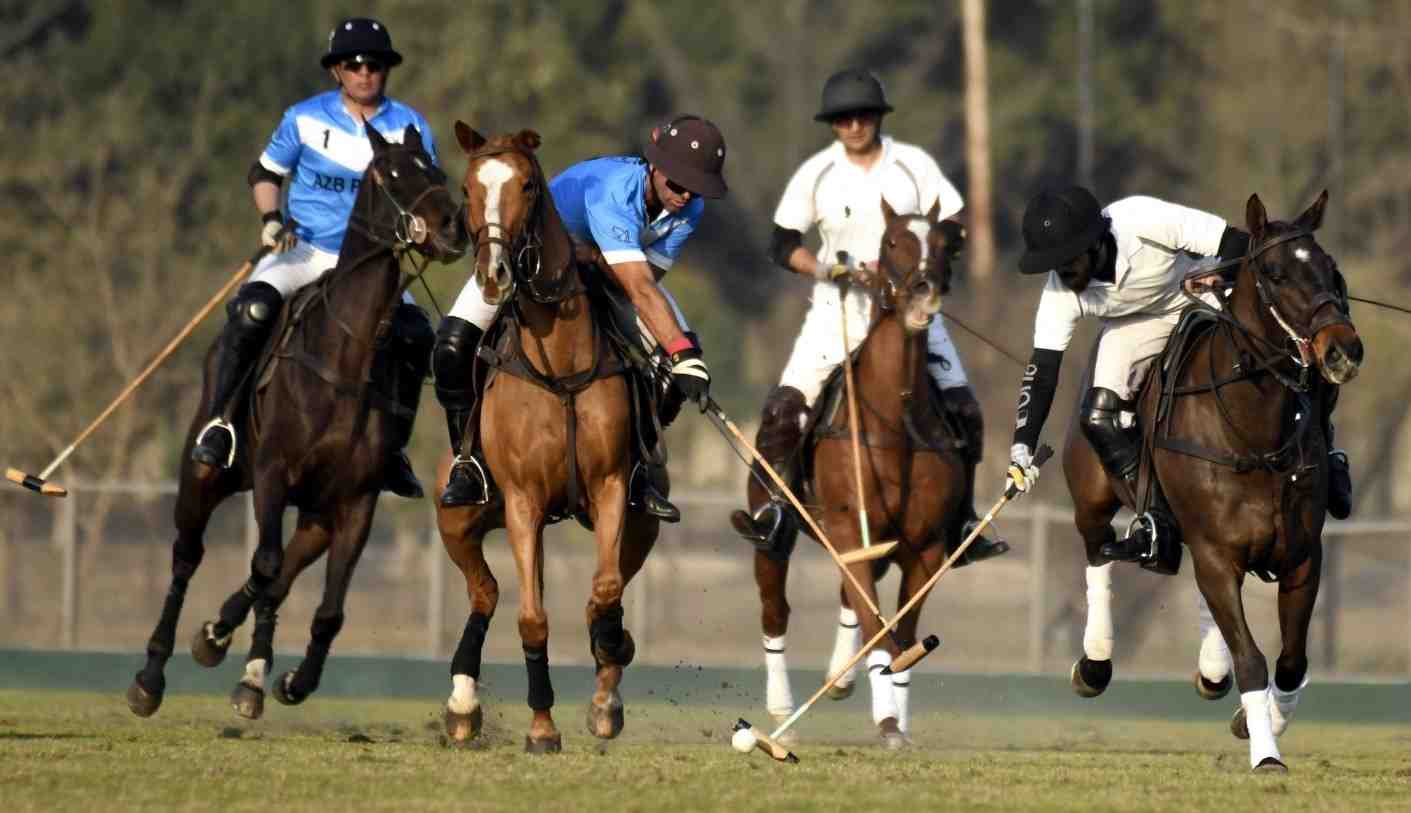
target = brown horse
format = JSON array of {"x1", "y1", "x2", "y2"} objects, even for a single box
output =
[
  {"x1": 737, "y1": 201, "x2": 966, "y2": 747},
  {"x1": 126, "y1": 125, "x2": 466, "y2": 719},
  {"x1": 1064, "y1": 192, "x2": 1360, "y2": 772},
  {"x1": 434, "y1": 124, "x2": 662, "y2": 753}
]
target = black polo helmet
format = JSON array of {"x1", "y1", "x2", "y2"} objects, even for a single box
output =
[
  {"x1": 1019, "y1": 186, "x2": 1109, "y2": 275},
  {"x1": 814, "y1": 68, "x2": 894, "y2": 122},
  {"x1": 643, "y1": 115, "x2": 728, "y2": 199},
  {"x1": 321, "y1": 18, "x2": 403, "y2": 69}
]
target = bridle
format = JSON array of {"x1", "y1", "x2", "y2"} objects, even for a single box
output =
[{"x1": 463, "y1": 144, "x2": 575, "y2": 305}]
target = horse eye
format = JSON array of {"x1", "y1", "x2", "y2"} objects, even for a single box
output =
[
  {"x1": 523, "y1": 181, "x2": 535, "y2": 193},
  {"x1": 887, "y1": 239, "x2": 896, "y2": 248}
]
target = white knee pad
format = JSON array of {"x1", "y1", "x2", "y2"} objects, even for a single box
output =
[
  {"x1": 763, "y1": 635, "x2": 794, "y2": 717},
  {"x1": 866, "y1": 649, "x2": 898, "y2": 725},
  {"x1": 1083, "y1": 564, "x2": 1114, "y2": 661},
  {"x1": 1196, "y1": 592, "x2": 1232, "y2": 683},
  {"x1": 447, "y1": 275, "x2": 501, "y2": 329}
]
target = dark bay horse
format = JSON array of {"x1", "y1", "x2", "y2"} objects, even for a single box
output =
[
  {"x1": 736, "y1": 201, "x2": 966, "y2": 747},
  {"x1": 127, "y1": 125, "x2": 466, "y2": 719},
  {"x1": 1064, "y1": 192, "x2": 1360, "y2": 772},
  {"x1": 434, "y1": 124, "x2": 661, "y2": 753}
]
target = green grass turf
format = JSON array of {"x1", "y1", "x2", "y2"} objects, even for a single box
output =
[{"x1": 2, "y1": 651, "x2": 1409, "y2": 811}]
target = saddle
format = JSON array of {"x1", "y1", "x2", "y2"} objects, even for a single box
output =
[
  {"x1": 470, "y1": 263, "x2": 676, "y2": 524},
  {"x1": 791, "y1": 352, "x2": 968, "y2": 501}
]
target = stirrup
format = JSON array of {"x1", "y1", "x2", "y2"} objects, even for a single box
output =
[
  {"x1": 193, "y1": 418, "x2": 237, "y2": 469},
  {"x1": 444, "y1": 454, "x2": 492, "y2": 506}
]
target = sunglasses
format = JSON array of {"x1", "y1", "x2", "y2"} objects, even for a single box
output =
[
  {"x1": 341, "y1": 56, "x2": 386, "y2": 74},
  {"x1": 663, "y1": 177, "x2": 693, "y2": 196}
]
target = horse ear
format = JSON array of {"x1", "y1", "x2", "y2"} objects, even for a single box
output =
[
  {"x1": 514, "y1": 129, "x2": 542, "y2": 152},
  {"x1": 1295, "y1": 189, "x2": 1328, "y2": 233},
  {"x1": 403, "y1": 124, "x2": 424, "y2": 152},
  {"x1": 365, "y1": 123, "x2": 389, "y2": 154},
  {"x1": 881, "y1": 197, "x2": 899, "y2": 224},
  {"x1": 1245, "y1": 193, "x2": 1268, "y2": 238},
  {"x1": 454, "y1": 120, "x2": 486, "y2": 155},
  {"x1": 926, "y1": 198, "x2": 941, "y2": 223}
]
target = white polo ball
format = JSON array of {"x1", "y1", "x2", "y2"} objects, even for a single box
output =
[{"x1": 731, "y1": 727, "x2": 758, "y2": 753}]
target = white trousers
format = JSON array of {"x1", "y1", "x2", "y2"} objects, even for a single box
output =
[
  {"x1": 250, "y1": 241, "x2": 414, "y2": 304},
  {"x1": 1091, "y1": 310, "x2": 1183, "y2": 401},
  {"x1": 779, "y1": 281, "x2": 968, "y2": 406},
  {"x1": 447, "y1": 271, "x2": 690, "y2": 343}
]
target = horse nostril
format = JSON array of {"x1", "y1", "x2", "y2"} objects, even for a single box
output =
[{"x1": 1348, "y1": 337, "x2": 1364, "y2": 365}]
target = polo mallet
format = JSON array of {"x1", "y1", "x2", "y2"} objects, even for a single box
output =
[
  {"x1": 835, "y1": 283, "x2": 897, "y2": 565},
  {"x1": 740, "y1": 444, "x2": 1054, "y2": 763},
  {"x1": 703, "y1": 399, "x2": 897, "y2": 633},
  {"x1": 6, "y1": 245, "x2": 270, "y2": 497}
]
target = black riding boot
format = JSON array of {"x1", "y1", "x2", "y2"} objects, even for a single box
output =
[
  {"x1": 1079, "y1": 387, "x2": 1181, "y2": 569},
  {"x1": 191, "y1": 282, "x2": 283, "y2": 469},
  {"x1": 1323, "y1": 390, "x2": 1352, "y2": 519},
  {"x1": 629, "y1": 461, "x2": 681, "y2": 523},
  {"x1": 434, "y1": 317, "x2": 494, "y2": 507},
  {"x1": 730, "y1": 386, "x2": 806, "y2": 559},
  {"x1": 378, "y1": 303, "x2": 434, "y2": 500},
  {"x1": 942, "y1": 386, "x2": 1010, "y2": 568}
]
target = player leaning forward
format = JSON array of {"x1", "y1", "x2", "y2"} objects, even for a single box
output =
[
  {"x1": 735, "y1": 68, "x2": 1009, "y2": 567},
  {"x1": 1002, "y1": 186, "x2": 1354, "y2": 568}
]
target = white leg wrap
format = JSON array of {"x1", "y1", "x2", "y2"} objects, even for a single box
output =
[
  {"x1": 1241, "y1": 689, "x2": 1282, "y2": 768},
  {"x1": 447, "y1": 674, "x2": 480, "y2": 715},
  {"x1": 1083, "y1": 564, "x2": 1114, "y2": 661},
  {"x1": 241, "y1": 658, "x2": 268, "y2": 690},
  {"x1": 867, "y1": 649, "x2": 898, "y2": 726},
  {"x1": 828, "y1": 608, "x2": 861, "y2": 689},
  {"x1": 890, "y1": 668, "x2": 912, "y2": 734},
  {"x1": 763, "y1": 635, "x2": 794, "y2": 717},
  {"x1": 1196, "y1": 592, "x2": 1232, "y2": 683},
  {"x1": 1270, "y1": 674, "x2": 1308, "y2": 737}
]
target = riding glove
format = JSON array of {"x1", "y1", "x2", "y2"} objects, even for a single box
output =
[
  {"x1": 814, "y1": 251, "x2": 867, "y2": 284},
  {"x1": 1006, "y1": 442, "x2": 1041, "y2": 493},
  {"x1": 261, "y1": 211, "x2": 296, "y2": 252},
  {"x1": 670, "y1": 346, "x2": 711, "y2": 409}
]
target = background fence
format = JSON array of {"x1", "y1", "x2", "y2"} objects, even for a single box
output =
[{"x1": 3, "y1": 482, "x2": 1409, "y2": 681}]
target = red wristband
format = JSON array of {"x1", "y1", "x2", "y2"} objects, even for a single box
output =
[{"x1": 664, "y1": 336, "x2": 694, "y2": 356}]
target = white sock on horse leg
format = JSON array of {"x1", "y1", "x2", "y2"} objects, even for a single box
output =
[
  {"x1": 1241, "y1": 689, "x2": 1282, "y2": 768},
  {"x1": 763, "y1": 635, "x2": 794, "y2": 717},
  {"x1": 1083, "y1": 563, "x2": 1114, "y2": 661},
  {"x1": 828, "y1": 608, "x2": 861, "y2": 688},
  {"x1": 241, "y1": 658, "x2": 268, "y2": 690},
  {"x1": 890, "y1": 668, "x2": 912, "y2": 734},
  {"x1": 867, "y1": 649, "x2": 899, "y2": 726},
  {"x1": 1269, "y1": 674, "x2": 1309, "y2": 736},
  {"x1": 448, "y1": 674, "x2": 480, "y2": 715},
  {"x1": 1197, "y1": 592, "x2": 1233, "y2": 683}
]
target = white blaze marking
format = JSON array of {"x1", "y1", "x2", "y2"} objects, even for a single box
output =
[
  {"x1": 477, "y1": 158, "x2": 515, "y2": 277},
  {"x1": 448, "y1": 674, "x2": 480, "y2": 714},
  {"x1": 906, "y1": 218, "x2": 932, "y2": 267},
  {"x1": 1294, "y1": 247, "x2": 1311, "y2": 262}
]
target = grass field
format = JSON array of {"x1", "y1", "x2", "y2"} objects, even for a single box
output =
[{"x1": 3, "y1": 652, "x2": 1409, "y2": 811}]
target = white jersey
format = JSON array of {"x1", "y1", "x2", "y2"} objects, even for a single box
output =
[
  {"x1": 1032, "y1": 195, "x2": 1228, "y2": 352},
  {"x1": 773, "y1": 135, "x2": 964, "y2": 265}
]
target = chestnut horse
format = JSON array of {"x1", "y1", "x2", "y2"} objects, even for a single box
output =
[
  {"x1": 1064, "y1": 192, "x2": 1360, "y2": 772},
  {"x1": 434, "y1": 124, "x2": 661, "y2": 753},
  {"x1": 737, "y1": 201, "x2": 966, "y2": 747},
  {"x1": 127, "y1": 125, "x2": 466, "y2": 718}
]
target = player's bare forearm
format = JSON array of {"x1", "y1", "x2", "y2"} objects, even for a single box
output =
[
  {"x1": 606, "y1": 260, "x2": 687, "y2": 349},
  {"x1": 252, "y1": 181, "x2": 281, "y2": 217}
]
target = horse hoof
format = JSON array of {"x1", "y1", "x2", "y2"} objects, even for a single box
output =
[
  {"x1": 1195, "y1": 671, "x2": 1233, "y2": 701},
  {"x1": 593, "y1": 629, "x2": 636, "y2": 668},
  {"x1": 444, "y1": 705, "x2": 483, "y2": 743},
  {"x1": 271, "y1": 672, "x2": 306, "y2": 706},
  {"x1": 1070, "y1": 657, "x2": 1113, "y2": 698},
  {"x1": 586, "y1": 693, "x2": 625, "y2": 739},
  {"x1": 126, "y1": 679, "x2": 162, "y2": 718},
  {"x1": 190, "y1": 622, "x2": 230, "y2": 668},
  {"x1": 230, "y1": 683, "x2": 264, "y2": 720},
  {"x1": 1253, "y1": 756, "x2": 1288, "y2": 774},
  {"x1": 1230, "y1": 707, "x2": 1250, "y2": 740},
  {"x1": 825, "y1": 681, "x2": 855, "y2": 701},
  {"x1": 524, "y1": 733, "x2": 562, "y2": 754}
]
